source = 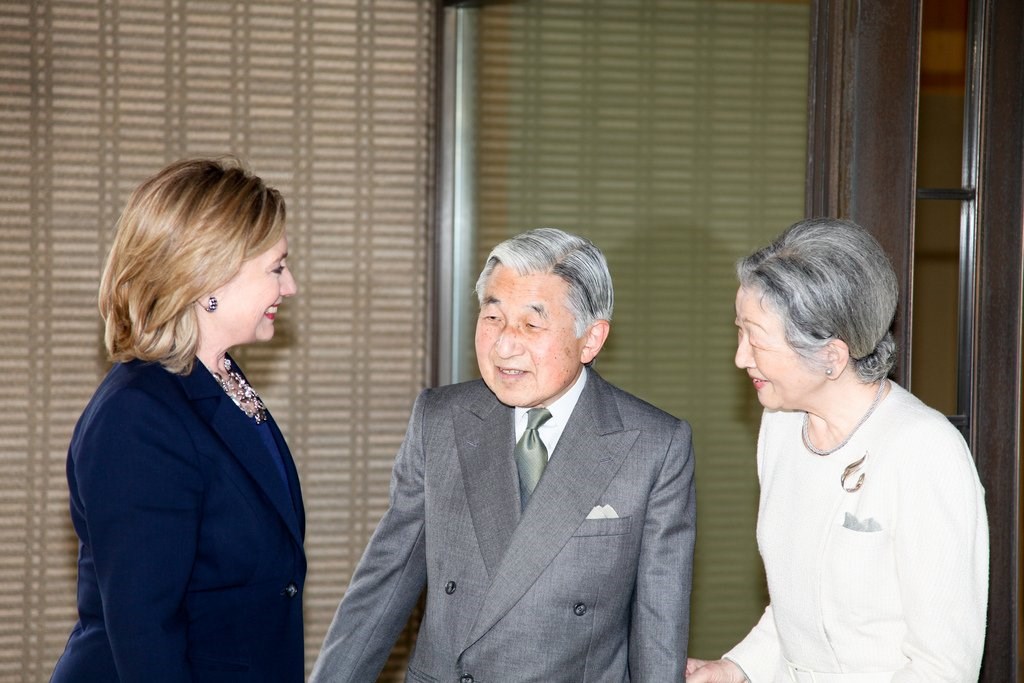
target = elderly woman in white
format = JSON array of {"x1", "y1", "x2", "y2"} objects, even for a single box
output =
[{"x1": 687, "y1": 218, "x2": 988, "y2": 682}]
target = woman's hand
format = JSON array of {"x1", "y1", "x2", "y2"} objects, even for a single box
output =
[{"x1": 685, "y1": 657, "x2": 747, "y2": 682}]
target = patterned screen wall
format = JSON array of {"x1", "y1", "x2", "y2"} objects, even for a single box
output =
[{"x1": 0, "y1": 1, "x2": 435, "y2": 679}]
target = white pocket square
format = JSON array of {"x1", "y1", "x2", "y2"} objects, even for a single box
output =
[
  {"x1": 843, "y1": 512, "x2": 882, "y2": 532},
  {"x1": 586, "y1": 504, "x2": 618, "y2": 520}
]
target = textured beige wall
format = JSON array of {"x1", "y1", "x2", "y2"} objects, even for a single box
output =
[{"x1": 0, "y1": 1, "x2": 435, "y2": 680}]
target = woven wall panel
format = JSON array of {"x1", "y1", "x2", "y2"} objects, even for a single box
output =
[{"x1": 0, "y1": 1, "x2": 434, "y2": 679}]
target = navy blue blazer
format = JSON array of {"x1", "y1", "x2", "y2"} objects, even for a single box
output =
[{"x1": 52, "y1": 358, "x2": 306, "y2": 682}]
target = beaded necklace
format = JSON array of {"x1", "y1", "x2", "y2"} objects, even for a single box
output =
[
  {"x1": 801, "y1": 379, "x2": 887, "y2": 457},
  {"x1": 211, "y1": 357, "x2": 267, "y2": 424}
]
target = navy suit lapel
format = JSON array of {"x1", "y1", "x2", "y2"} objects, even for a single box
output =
[
  {"x1": 178, "y1": 361, "x2": 303, "y2": 546},
  {"x1": 463, "y1": 373, "x2": 640, "y2": 650},
  {"x1": 267, "y1": 416, "x2": 305, "y2": 537},
  {"x1": 455, "y1": 390, "x2": 520, "y2": 578}
]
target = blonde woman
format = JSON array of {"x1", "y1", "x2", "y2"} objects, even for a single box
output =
[{"x1": 52, "y1": 158, "x2": 305, "y2": 682}]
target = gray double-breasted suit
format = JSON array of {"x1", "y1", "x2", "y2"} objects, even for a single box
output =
[{"x1": 311, "y1": 370, "x2": 696, "y2": 682}]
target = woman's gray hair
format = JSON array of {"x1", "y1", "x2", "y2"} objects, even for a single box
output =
[
  {"x1": 475, "y1": 227, "x2": 614, "y2": 337},
  {"x1": 737, "y1": 218, "x2": 898, "y2": 382}
]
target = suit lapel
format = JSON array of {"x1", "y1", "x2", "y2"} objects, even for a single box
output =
[
  {"x1": 455, "y1": 389, "x2": 520, "y2": 578},
  {"x1": 179, "y1": 360, "x2": 303, "y2": 546},
  {"x1": 463, "y1": 373, "x2": 640, "y2": 650},
  {"x1": 268, "y1": 417, "x2": 305, "y2": 537}
]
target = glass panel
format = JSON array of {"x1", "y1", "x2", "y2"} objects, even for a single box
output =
[
  {"x1": 912, "y1": 0, "x2": 969, "y2": 417},
  {"x1": 911, "y1": 199, "x2": 961, "y2": 416},
  {"x1": 916, "y1": 0, "x2": 968, "y2": 188},
  {"x1": 445, "y1": 0, "x2": 810, "y2": 656}
]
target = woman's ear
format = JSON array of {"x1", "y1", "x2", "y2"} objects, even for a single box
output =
[{"x1": 824, "y1": 338, "x2": 851, "y2": 378}]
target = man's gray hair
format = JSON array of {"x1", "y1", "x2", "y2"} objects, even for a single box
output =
[
  {"x1": 475, "y1": 227, "x2": 614, "y2": 337},
  {"x1": 737, "y1": 218, "x2": 898, "y2": 382}
]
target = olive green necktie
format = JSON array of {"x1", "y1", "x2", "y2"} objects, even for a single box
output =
[{"x1": 515, "y1": 408, "x2": 553, "y2": 509}]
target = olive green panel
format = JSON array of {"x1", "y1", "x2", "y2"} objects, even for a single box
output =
[{"x1": 456, "y1": 0, "x2": 810, "y2": 657}]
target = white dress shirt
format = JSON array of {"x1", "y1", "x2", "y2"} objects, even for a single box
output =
[{"x1": 513, "y1": 367, "x2": 588, "y2": 460}]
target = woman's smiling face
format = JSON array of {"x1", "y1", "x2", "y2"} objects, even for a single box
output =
[
  {"x1": 203, "y1": 235, "x2": 296, "y2": 355},
  {"x1": 734, "y1": 285, "x2": 821, "y2": 412}
]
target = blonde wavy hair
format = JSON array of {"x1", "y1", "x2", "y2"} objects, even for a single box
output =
[{"x1": 99, "y1": 157, "x2": 286, "y2": 375}]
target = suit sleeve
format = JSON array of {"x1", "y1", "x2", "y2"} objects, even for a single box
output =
[
  {"x1": 71, "y1": 388, "x2": 202, "y2": 681},
  {"x1": 628, "y1": 418, "x2": 697, "y2": 679},
  {"x1": 310, "y1": 390, "x2": 430, "y2": 683}
]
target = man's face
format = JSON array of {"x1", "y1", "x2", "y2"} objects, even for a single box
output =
[{"x1": 475, "y1": 265, "x2": 608, "y2": 408}]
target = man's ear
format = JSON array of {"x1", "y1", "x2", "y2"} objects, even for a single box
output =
[
  {"x1": 580, "y1": 320, "x2": 611, "y2": 365},
  {"x1": 824, "y1": 338, "x2": 851, "y2": 378}
]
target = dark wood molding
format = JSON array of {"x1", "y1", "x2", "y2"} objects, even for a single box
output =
[
  {"x1": 806, "y1": 0, "x2": 921, "y2": 388},
  {"x1": 805, "y1": 0, "x2": 843, "y2": 218},
  {"x1": 809, "y1": 0, "x2": 1023, "y2": 677},
  {"x1": 973, "y1": 0, "x2": 1023, "y2": 679}
]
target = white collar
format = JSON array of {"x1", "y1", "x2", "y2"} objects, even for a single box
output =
[{"x1": 514, "y1": 367, "x2": 588, "y2": 455}]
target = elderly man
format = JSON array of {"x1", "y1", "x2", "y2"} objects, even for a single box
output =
[{"x1": 312, "y1": 228, "x2": 696, "y2": 682}]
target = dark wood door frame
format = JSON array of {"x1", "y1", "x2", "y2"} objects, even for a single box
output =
[
  {"x1": 973, "y1": 1, "x2": 1024, "y2": 680},
  {"x1": 806, "y1": 0, "x2": 920, "y2": 388},
  {"x1": 806, "y1": 0, "x2": 1022, "y2": 679}
]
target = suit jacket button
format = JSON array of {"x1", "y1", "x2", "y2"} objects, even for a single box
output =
[
  {"x1": 282, "y1": 582, "x2": 298, "y2": 598},
  {"x1": 573, "y1": 602, "x2": 587, "y2": 616},
  {"x1": 460, "y1": 675, "x2": 474, "y2": 683},
  {"x1": 444, "y1": 580, "x2": 457, "y2": 595}
]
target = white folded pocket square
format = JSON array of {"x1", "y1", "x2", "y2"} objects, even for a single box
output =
[
  {"x1": 843, "y1": 511, "x2": 882, "y2": 532},
  {"x1": 586, "y1": 504, "x2": 618, "y2": 520}
]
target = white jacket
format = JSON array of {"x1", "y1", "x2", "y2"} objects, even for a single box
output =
[{"x1": 726, "y1": 382, "x2": 988, "y2": 682}]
